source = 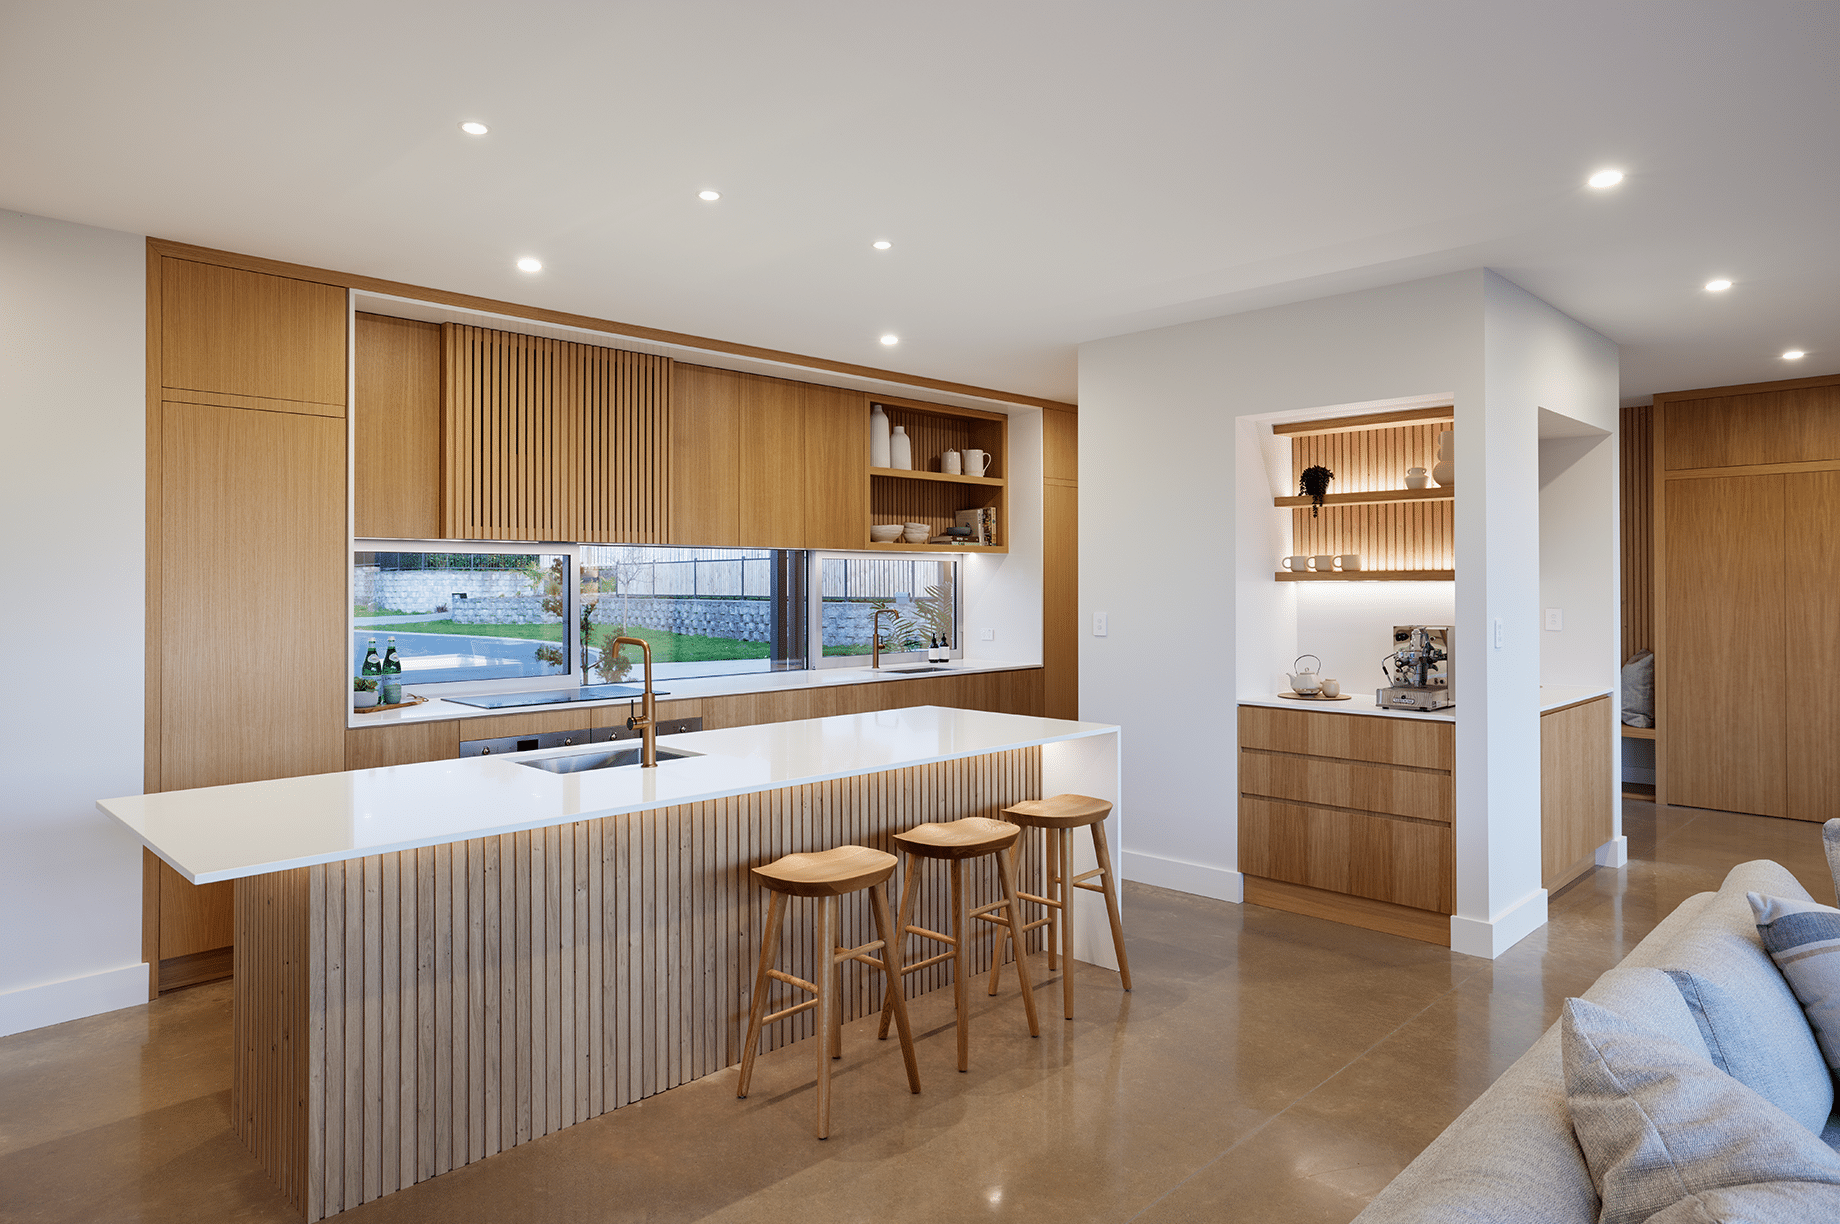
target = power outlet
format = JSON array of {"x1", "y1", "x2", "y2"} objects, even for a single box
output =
[
  {"x1": 1493, "y1": 617, "x2": 1505, "y2": 649},
  {"x1": 1092, "y1": 612, "x2": 1108, "y2": 637},
  {"x1": 979, "y1": 628, "x2": 995, "y2": 642},
  {"x1": 1544, "y1": 607, "x2": 1564, "y2": 632}
]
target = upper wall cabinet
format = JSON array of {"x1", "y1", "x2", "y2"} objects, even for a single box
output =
[
  {"x1": 160, "y1": 258, "x2": 348, "y2": 413},
  {"x1": 803, "y1": 383, "x2": 871, "y2": 549},
  {"x1": 354, "y1": 314, "x2": 442, "y2": 539},
  {"x1": 441, "y1": 323, "x2": 671, "y2": 543},
  {"x1": 1662, "y1": 381, "x2": 1840, "y2": 471}
]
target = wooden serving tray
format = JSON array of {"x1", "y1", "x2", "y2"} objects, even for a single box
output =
[
  {"x1": 354, "y1": 694, "x2": 429, "y2": 715},
  {"x1": 1277, "y1": 691, "x2": 1352, "y2": 701}
]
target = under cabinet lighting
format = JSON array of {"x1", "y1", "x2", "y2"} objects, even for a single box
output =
[
  {"x1": 1587, "y1": 169, "x2": 1624, "y2": 189},
  {"x1": 1704, "y1": 279, "x2": 1732, "y2": 292},
  {"x1": 460, "y1": 121, "x2": 489, "y2": 136},
  {"x1": 516, "y1": 257, "x2": 542, "y2": 272},
  {"x1": 698, "y1": 190, "x2": 721, "y2": 201},
  {"x1": 1783, "y1": 350, "x2": 1807, "y2": 360},
  {"x1": 873, "y1": 240, "x2": 892, "y2": 250},
  {"x1": 880, "y1": 334, "x2": 899, "y2": 346}
]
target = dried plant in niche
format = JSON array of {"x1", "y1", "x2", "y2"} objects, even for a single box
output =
[{"x1": 1300, "y1": 465, "x2": 1335, "y2": 517}]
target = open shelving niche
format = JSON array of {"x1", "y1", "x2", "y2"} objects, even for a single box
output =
[
  {"x1": 1272, "y1": 407, "x2": 1455, "y2": 581},
  {"x1": 866, "y1": 393, "x2": 1008, "y2": 553}
]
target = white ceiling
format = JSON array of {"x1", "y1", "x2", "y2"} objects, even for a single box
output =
[{"x1": 4, "y1": 1, "x2": 1836, "y2": 406}]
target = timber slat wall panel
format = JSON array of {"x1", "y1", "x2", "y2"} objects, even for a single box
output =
[
  {"x1": 239, "y1": 750, "x2": 1042, "y2": 1219},
  {"x1": 1621, "y1": 404, "x2": 1654, "y2": 660},
  {"x1": 443, "y1": 323, "x2": 670, "y2": 542},
  {"x1": 1288, "y1": 424, "x2": 1452, "y2": 571}
]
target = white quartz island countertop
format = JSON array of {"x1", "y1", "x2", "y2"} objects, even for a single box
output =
[
  {"x1": 1237, "y1": 684, "x2": 1613, "y2": 722},
  {"x1": 100, "y1": 706, "x2": 1119, "y2": 885}
]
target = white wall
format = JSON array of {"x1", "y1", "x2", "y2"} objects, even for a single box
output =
[
  {"x1": 961, "y1": 408, "x2": 1043, "y2": 665},
  {"x1": 0, "y1": 211, "x2": 149, "y2": 1035}
]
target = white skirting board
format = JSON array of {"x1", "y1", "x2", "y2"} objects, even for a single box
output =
[
  {"x1": 0, "y1": 961, "x2": 149, "y2": 1039},
  {"x1": 1596, "y1": 835, "x2": 1629, "y2": 869},
  {"x1": 1449, "y1": 887, "x2": 1549, "y2": 959},
  {"x1": 1121, "y1": 849, "x2": 1244, "y2": 904}
]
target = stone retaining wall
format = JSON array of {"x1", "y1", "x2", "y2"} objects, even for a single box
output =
[{"x1": 446, "y1": 595, "x2": 897, "y2": 646}]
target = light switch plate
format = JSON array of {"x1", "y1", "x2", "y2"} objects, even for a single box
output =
[
  {"x1": 979, "y1": 628, "x2": 995, "y2": 642},
  {"x1": 1494, "y1": 617, "x2": 1505, "y2": 649},
  {"x1": 1092, "y1": 612, "x2": 1108, "y2": 637},
  {"x1": 1544, "y1": 608, "x2": 1564, "y2": 631}
]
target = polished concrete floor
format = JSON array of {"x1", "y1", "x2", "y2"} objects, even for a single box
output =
[{"x1": 4, "y1": 801, "x2": 1834, "y2": 1224}]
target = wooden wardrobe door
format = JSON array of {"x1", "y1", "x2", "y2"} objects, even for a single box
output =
[
  {"x1": 1787, "y1": 471, "x2": 1840, "y2": 822},
  {"x1": 1663, "y1": 475, "x2": 1786, "y2": 816}
]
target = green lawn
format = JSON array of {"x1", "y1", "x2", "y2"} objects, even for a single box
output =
[{"x1": 401, "y1": 619, "x2": 769, "y2": 662}]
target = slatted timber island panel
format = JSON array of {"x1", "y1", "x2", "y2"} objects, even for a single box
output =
[
  {"x1": 98, "y1": 708, "x2": 1132, "y2": 1221},
  {"x1": 1236, "y1": 704, "x2": 1455, "y2": 945}
]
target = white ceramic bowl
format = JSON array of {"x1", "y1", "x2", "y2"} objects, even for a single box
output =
[
  {"x1": 902, "y1": 531, "x2": 930, "y2": 544},
  {"x1": 870, "y1": 525, "x2": 904, "y2": 541},
  {"x1": 905, "y1": 522, "x2": 929, "y2": 531}
]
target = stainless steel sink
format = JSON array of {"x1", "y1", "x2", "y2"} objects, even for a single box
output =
[
  {"x1": 514, "y1": 745, "x2": 701, "y2": 773},
  {"x1": 881, "y1": 666, "x2": 951, "y2": 674}
]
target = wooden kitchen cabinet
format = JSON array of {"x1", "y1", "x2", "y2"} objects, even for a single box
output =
[
  {"x1": 669, "y1": 363, "x2": 743, "y2": 546},
  {"x1": 354, "y1": 313, "x2": 442, "y2": 539},
  {"x1": 161, "y1": 257, "x2": 347, "y2": 412},
  {"x1": 802, "y1": 382, "x2": 870, "y2": 549},
  {"x1": 1238, "y1": 704, "x2": 1455, "y2": 945},
  {"x1": 1541, "y1": 695, "x2": 1613, "y2": 890}
]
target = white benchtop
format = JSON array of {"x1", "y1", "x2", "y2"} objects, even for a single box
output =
[
  {"x1": 1237, "y1": 684, "x2": 1613, "y2": 722},
  {"x1": 350, "y1": 659, "x2": 1041, "y2": 729},
  {"x1": 101, "y1": 706, "x2": 1117, "y2": 885}
]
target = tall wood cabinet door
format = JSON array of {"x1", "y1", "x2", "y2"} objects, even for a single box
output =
[
  {"x1": 354, "y1": 314, "x2": 442, "y2": 539},
  {"x1": 737, "y1": 375, "x2": 806, "y2": 547},
  {"x1": 160, "y1": 402, "x2": 348, "y2": 790},
  {"x1": 1787, "y1": 471, "x2": 1840, "y2": 822},
  {"x1": 802, "y1": 384, "x2": 868, "y2": 549},
  {"x1": 1663, "y1": 475, "x2": 1786, "y2": 816},
  {"x1": 578, "y1": 346, "x2": 673, "y2": 544},
  {"x1": 1044, "y1": 481, "x2": 1079, "y2": 719},
  {"x1": 669, "y1": 364, "x2": 741, "y2": 546},
  {"x1": 161, "y1": 258, "x2": 347, "y2": 412}
]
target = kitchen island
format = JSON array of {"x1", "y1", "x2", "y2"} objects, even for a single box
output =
[{"x1": 100, "y1": 707, "x2": 1121, "y2": 1220}]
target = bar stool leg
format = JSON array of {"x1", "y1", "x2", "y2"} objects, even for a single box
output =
[
  {"x1": 869, "y1": 881, "x2": 922, "y2": 1094},
  {"x1": 993, "y1": 844, "x2": 1040, "y2": 1037},
  {"x1": 1090, "y1": 820, "x2": 1133, "y2": 991},
  {"x1": 1045, "y1": 828, "x2": 1060, "y2": 972},
  {"x1": 737, "y1": 891, "x2": 787, "y2": 1099},
  {"x1": 830, "y1": 896, "x2": 845, "y2": 1060},
  {"x1": 951, "y1": 859, "x2": 970, "y2": 1072},
  {"x1": 1059, "y1": 824, "x2": 1075, "y2": 1020},
  {"x1": 815, "y1": 895, "x2": 838, "y2": 1138},
  {"x1": 876, "y1": 857, "x2": 920, "y2": 1041}
]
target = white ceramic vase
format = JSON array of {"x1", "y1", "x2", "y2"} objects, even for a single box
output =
[
  {"x1": 889, "y1": 424, "x2": 912, "y2": 470},
  {"x1": 1431, "y1": 430, "x2": 1454, "y2": 488},
  {"x1": 870, "y1": 406, "x2": 891, "y2": 468}
]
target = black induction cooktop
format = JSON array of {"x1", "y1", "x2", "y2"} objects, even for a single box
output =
[{"x1": 445, "y1": 684, "x2": 668, "y2": 710}]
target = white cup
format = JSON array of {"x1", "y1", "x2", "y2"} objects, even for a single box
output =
[
  {"x1": 1281, "y1": 556, "x2": 1310, "y2": 572},
  {"x1": 963, "y1": 449, "x2": 993, "y2": 476},
  {"x1": 1334, "y1": 554, "x2": 1362, "y2": 571},
  {"x1": 1310, "y1": 555, "x2": 1335, "y2": 572},
  {"x1": 1319, "y1": 679, "x2": 1341, "y2": 698},
  {"x1": 942, "y1": 450, "x2": 962, "y2": 475}
]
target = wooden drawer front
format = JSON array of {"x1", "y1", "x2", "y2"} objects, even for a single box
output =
[
  {"x1": 1239, "y1": 749, "x2": 1452, "y2": 823},
  {"x1": 1240, "y1": 797, "x2": 1453, "y2": 913},
  {"x1": 1238, "y1": 705, "x2": 1452, "y2": 770}
]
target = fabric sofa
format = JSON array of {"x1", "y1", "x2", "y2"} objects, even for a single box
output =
[{"x1": 1353, "y1": 857, "x2": 1840, "y2": 1223}]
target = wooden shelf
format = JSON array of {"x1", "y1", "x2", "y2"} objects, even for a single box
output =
[
  {"x1": 1273, "y1": 407, "x2": 1454, "y2": 438},
  {"x1": 871, "y1": 467, "x2": 1006, "y2": 488},
  {"x1": 1620, "y1": 725, "x2": 1656, "y2": 740},
  {"x1": 1275, "y1": 570, "x2": 1454, "y2": 582},
  {"x1": 866, "y1": 541, "x2": 1007, "y2": 553},
  {"x1": 1274, "y1": 487, "x2": 1451, "y2": 508}
]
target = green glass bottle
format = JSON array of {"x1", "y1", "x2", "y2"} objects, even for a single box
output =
[
  {"x1": 361, "y1": 637, "x2": 382, "y2": 677},
  {"x1": 380, "y1": 637, "x2": 402, "y2": 704}
]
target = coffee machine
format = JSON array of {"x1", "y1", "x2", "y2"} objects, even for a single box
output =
[{"x1": 1377, "y1": 625, "x2": 1454, "y2": 711}]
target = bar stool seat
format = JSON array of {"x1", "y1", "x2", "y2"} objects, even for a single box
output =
[
  {"x1": 878, "y1": 816, "x2": 1039, "y2": 1071},
  {"x1": 996, "y1": 794, "x2": 1131, "y2": 1020},
  {"x1": 737, "y1": 844, "x2": 920, "y2": 1139}
]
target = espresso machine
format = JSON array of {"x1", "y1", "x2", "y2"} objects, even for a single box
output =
[{"x1": 1377, "y1": 625, "x2": 1454, "y2": 711}]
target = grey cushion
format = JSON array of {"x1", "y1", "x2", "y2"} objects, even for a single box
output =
[
  {"x1": 1622, "y1": 649, "x2": 1654, "y2": 727},
  {"x1": 1751, "y1": 890, "x2": 1840, "y2": 1072},
  {"x1": 1562, "y1": 997, "x2": 1840, "y2": 1224},
  {"x1": 1824, "y1": 819, "x2": 1840, "y2": 909},
  {"x1": 1639, "y1": 1181, "x2": 1840, "y2": 1222},
  {"x1": 1656, "y1": 874, "x2": 1833, "y2": 1134}
]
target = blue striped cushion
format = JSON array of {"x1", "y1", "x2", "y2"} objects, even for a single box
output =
[{"x1": 1751, "y1": 891, "x2": 1840, "y2": 1072}]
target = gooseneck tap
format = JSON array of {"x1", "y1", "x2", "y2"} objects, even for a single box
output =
[
  {"x1": 613, "y1": 636, "x2": 658, "y2": 767},
  {"x1": 871, "y1": 608, "x2": 899, "y2": 670}
]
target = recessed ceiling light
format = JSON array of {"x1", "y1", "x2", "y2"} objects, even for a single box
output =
[
  {"x1": 698, "y1": 190, "x2": 721, "y2": 201},
  {"x1": 460, "y1": 121, "x2": 489, "y2": 136},
  {"x1": 872, "y1": 240, "x2": 892, "y2": 250},
  {"x1": 1783, "y1": 350, "x2": 1806, "y2": 360},
  {"x1": 1587, "y1": 169, "x2": 1624, "y2": 189},
  {"x1": 880, "y1": 334, "x2": 899, "y2": 346},
  {"x1": 516, "y1": 257, "x2": 542, "y2": 272},
  {"x1": 1704, "y1": 279, "x2": 1732, "y2": 293}
]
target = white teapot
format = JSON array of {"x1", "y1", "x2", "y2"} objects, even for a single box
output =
[{"x1": 1287, "y1": 654, "x2": 1323, "y2": 694}]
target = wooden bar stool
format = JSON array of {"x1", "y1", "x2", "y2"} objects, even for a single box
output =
[
  {"x1": 876, "y1": 816, "x2": 1040, "y2": 1071},
  {"x1": 737, "y1": 844, "x2": 921, "y2": 1139},
  {"x1": 993, "y1": 794, "x2": 1131, "y2": 1019}
]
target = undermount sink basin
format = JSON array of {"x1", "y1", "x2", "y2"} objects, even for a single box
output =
[
  {"x1": 880, "y1": 666, "x2": 950, "y2": 674},
  {"x1": 514, "y1": 745, "x2": 701, "y2": 774}
]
